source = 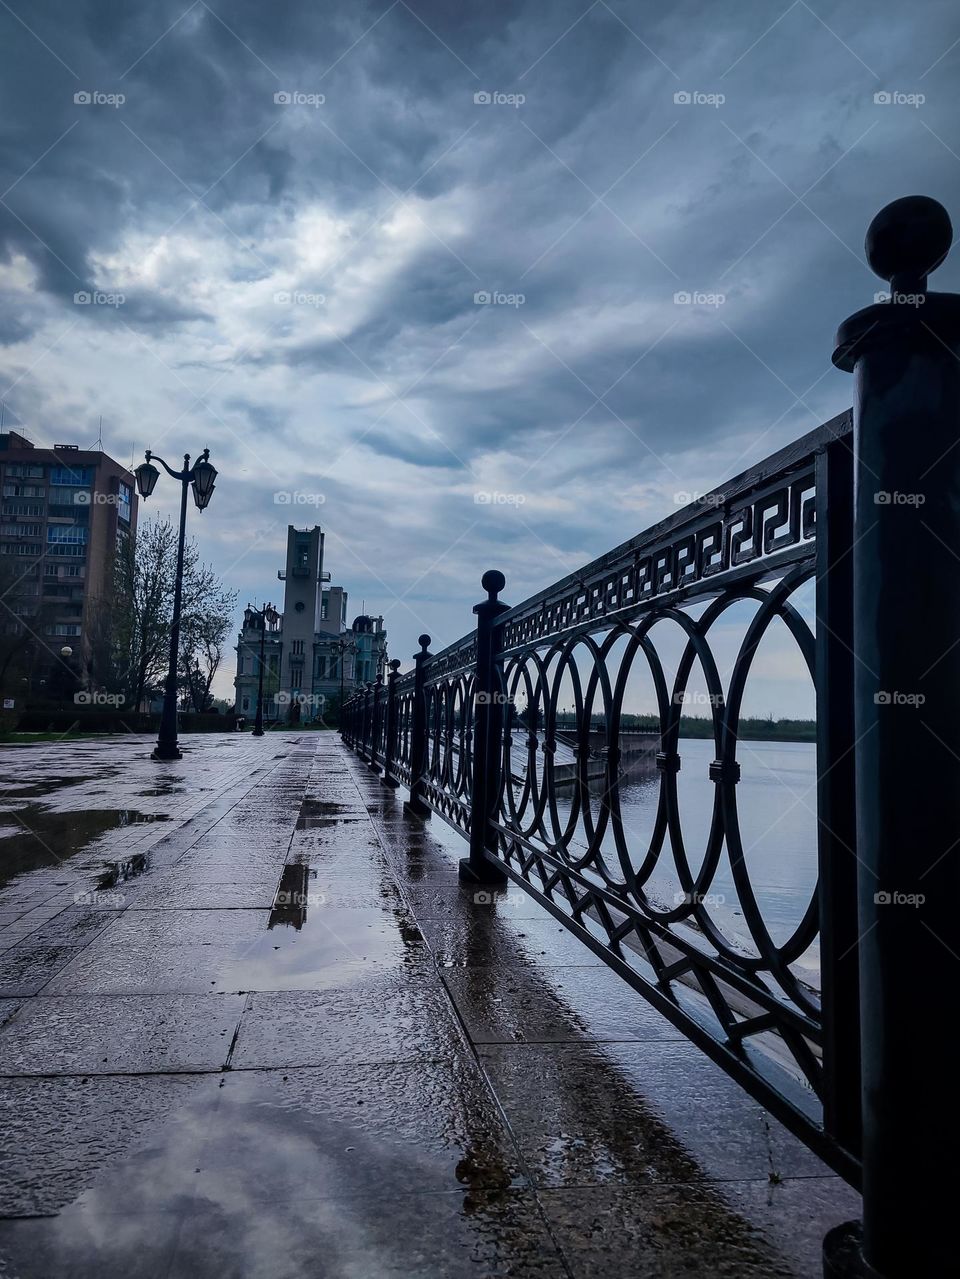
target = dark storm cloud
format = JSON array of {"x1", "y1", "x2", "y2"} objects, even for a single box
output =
[{"x1": 1, "y1": 0, "x2": 959, "y2": 691}]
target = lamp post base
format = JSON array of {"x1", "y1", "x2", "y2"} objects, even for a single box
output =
[
  {"x1": 151, "y1": 743, "x2": 182, "y2": 761},
  {"x1": 458, "y1": 856, "x2": 508, "y2": 887},
  {"x1": 822, "y1": 1222, "x2": 872, "y2": 1279}
]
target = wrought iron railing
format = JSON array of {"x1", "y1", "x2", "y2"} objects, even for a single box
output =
[
  {"x1": 343, "y1": 408, "x2": 858, "y2": 1179},
  {"x1": 342, "y1": 198, "x2": 960, "y2": 1278}
]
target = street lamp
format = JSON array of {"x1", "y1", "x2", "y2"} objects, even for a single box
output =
[
  {"x1": 134, "y1": 446, "x2": 218, "y2": 760},
  {"x1": 248, "y1": 602, "x2": 279, "y2": 737}
]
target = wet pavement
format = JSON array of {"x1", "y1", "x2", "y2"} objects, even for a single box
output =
[{"x1": 0, "y1": 732, "x2": 860, "y2": 1277}]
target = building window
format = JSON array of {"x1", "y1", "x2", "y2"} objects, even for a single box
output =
[
  {"x1": 242, "y1": 697, "x2": 249, "y2": 711},
  {"x1": 50, "y1": 465, "x2": 93, "y2": 486},
  {"x1": 48, "y1": 525, "x2": 88, "y2": 544},
  {"x1": 1, "y1": 523, "x2": 41, "y2": 537},
  {"x1": 317, "y1": 656, "x2": 327, "y2": 679},
  {"x1": 237, "y1": 655, "x2": 243, "y2": 675}
]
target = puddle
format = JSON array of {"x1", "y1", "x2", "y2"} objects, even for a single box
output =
[
  {"x1": 97, "y1": 852, "x2": 150, "y2": 889},
  {"x1": 269, "y1": 864, "x2": 313, "y2": 931},
  {"x1": 0, "y1": 807, "x2": 170, "y2": 890}
]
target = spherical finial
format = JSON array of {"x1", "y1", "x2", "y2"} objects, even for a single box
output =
[
  {"x1": 481, "y1": 569, "x2": 506, "y2": 597},
  {"x1": 418, "y1": 634, "x2": 431, "y2": 651},
  {"x1": 865, "y1": 195, "x2": 952, "y2": 287},
  {"x1": 388, "y1": 658, "x2": 401, "y2": 672}
]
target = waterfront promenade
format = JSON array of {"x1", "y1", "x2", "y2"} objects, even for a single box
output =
[{"x1": 0, "y1": 733, "x2": 858, "y2": 1277}]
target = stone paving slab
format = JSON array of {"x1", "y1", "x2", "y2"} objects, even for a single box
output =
[
  {"x1": 0, "y1": 732, "x2": 860, "y2": 1277},
  {"x1": 0, "y1": 993, "x2": 245, "y2": 1075},
  {"x1": 442, "y1": 963, "x2": 689, "y2": 1044}
]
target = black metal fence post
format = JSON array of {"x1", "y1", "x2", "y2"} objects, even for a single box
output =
[
  {"x1": 459, "y1": 570, "x2": 509, "y2": 886},
  {"x1": 360, "y1": 682, "x2": 373, "y2": 763},
  {"x1": 403, "y1": 635, "x2": 432, "y2": 819},
  {"x1": 368, "y1": 675, "x2": 382, "y2": 773},
  {"x1": 826, "y1": 197, "x2": 960, "y2": 1279},
  {"x1": 382, "y1": 659, "x2": 401, "y2": 788}
]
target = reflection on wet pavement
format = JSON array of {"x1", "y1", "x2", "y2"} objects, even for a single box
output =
[{"x1": 0, "y1": 733, "x2": 859, "y2": 1277}]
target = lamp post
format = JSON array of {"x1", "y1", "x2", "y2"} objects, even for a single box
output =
[
  {"x1": 248, "y1": 602, "x2": 279, "y2": 737},
  {"x1": 134, "y1": 447, "x2": 217, "y2": 761}
]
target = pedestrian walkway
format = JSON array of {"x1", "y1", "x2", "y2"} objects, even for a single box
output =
[{"x1": 0, "y1": 733, "x2": 858, "y2": 1277}]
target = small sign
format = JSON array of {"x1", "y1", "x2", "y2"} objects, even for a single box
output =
[{"x1": 2, "y1": 699, "x2": 14, "y2": 709}]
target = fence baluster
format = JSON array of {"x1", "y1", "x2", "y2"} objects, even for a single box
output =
[
  {"x1": 459, "y1": 570, "x2": 509, "y2": 886},
  {"x1": 382, "y1": 659, "x2": 401, "y2": 787},
  {"x1": 403, "y1": 635, "x2": 432, "y2": 819}
]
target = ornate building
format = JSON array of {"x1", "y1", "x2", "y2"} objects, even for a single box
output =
[{"x1": 233, "y1": 525, "x2": 387, "y2": 724}]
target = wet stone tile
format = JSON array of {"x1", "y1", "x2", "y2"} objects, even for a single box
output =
[
  {"x1": 194, "y1": 1058, "x2": 526, "y2": 1202},
  {"x1": 540, "y1": 1177, "x2": 861, "y2": 1279},
  {"x1": 0, "y1": 999, "x2": 21, "y2": 1028},
  {"x1": 0, "y1": 1072, "x2": 214, "y2": 1215},
  {"x1": 0, "y1": 933, "x2": 105, "y2": 997},
  {"x1": 443, "y1": 965, "x2": 687, "y2": 1044},
  {"x1": 0, "y1": 994, "x2": 245, "y2": 1075},
  {"x1": 94, "y1": 908, "x2": 267, "y2": 949},
  {"x1": 231, "y1": 972, "x2": 464, "y2": 1068},
  {"x1": 480, "y1": 1041, "x2": 823, "y2": 1187},
  {"x1": 170, "y1": 1189, "x2": 568, "y2": 1279},
  {"x1": 419, "y1": 916, "x2": 607, "y2": 969},
  {"x1": 0, "y1": 1211, "x2": 184, "y2": 1279},
  {"x1": 129, "y1": 880, "x2": 281, "y2": 910},
  {"x1": 402, "y1": 879, "x2": 546, "y2": 921}
]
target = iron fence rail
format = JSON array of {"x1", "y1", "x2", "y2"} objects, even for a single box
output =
[
  {"x1": 343, "y1": 409, "x2": 859, "y2": 1184},
  {"x1": 343, "y1": 198, "x2": 960, "y2": 1277}
]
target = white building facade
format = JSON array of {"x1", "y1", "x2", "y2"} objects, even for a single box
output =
[{"x1": 233, "y1": 525, "x2": 387, "y2": 724}]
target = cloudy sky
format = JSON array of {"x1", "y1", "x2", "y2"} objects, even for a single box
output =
[{"x1": 1, "y1": 0, "x2": 958, "y2": 708}]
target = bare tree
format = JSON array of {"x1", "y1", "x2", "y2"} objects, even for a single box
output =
[{"x1": 178, "y1": 577, "x2": 237, "y2": 712}]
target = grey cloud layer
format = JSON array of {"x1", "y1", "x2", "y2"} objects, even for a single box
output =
[{"x1": 1, "y1": 0, "x2": 958, "y2": 708}]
